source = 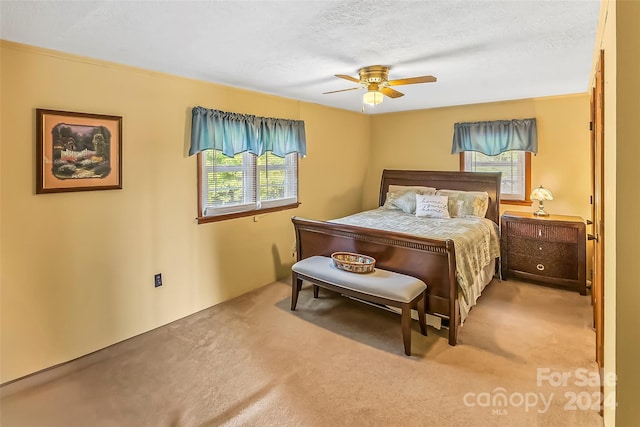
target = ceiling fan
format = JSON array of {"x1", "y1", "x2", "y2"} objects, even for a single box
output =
[{"x1": 323, "y1": 65, "x2": 437, "y2": 106}]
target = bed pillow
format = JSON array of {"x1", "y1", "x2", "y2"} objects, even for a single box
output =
[
  {"x1": 383, "y1": 191, "x2": 407, "y2": 210},
  {"x1": 388, "y1": 185, "x2": 436, "y2": 195},
  {"x1": 435, "y1": 189, "x2": 489, "y2": 218},
  {"x1": 382, "y1": 186, "x2": 437, "y2": 210},
  {"x1": 415, "y1": 194, "x2": 450, "y2": 218},
  {"x1": 390, "y1": 191, "x2": 418, "y2": 214}
]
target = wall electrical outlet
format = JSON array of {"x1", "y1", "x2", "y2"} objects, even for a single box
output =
[{"x1": 154, "y1": 273, "x2": 162, "y2": 288}]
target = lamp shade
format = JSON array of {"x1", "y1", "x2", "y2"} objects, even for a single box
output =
[
  {"x1": 530, "y1": 185, "x2": 554, "y2": 201},
  {"x1": 363, "y1": 90, "x2": 384, "y2": 106}
]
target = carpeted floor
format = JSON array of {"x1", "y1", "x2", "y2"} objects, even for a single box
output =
[{"x1": 1, "y1": 278, "x2": 603, "y2": 426}]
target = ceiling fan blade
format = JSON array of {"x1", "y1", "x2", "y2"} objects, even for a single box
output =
[
  {"x1": 380, "y1": 87, "x2": 404, "y2": 98},
  {"x1": 335, "y1": 74, "x2": 361, "y2": 84},
  {"x1": 387, "y1": 75, "x2": 437, "y2": 86},
  {"x1": 323, "y1": 87, "x2": 361, "y2": 94}
]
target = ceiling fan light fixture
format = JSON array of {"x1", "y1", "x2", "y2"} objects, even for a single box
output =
[{"x1": 363, "y1": 90, "x2": 384, "y2": 106}]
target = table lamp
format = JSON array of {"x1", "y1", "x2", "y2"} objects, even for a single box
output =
[{"x1": 530, "y1": 185, "x2": 553, "y2": 216}]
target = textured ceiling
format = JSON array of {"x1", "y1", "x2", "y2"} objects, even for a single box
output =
[{"x1": 0, "y1": 0, "x2": 600, "y2": 114}]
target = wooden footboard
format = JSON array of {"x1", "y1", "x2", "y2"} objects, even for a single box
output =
[{"x1": 292, "y1": 216, "x2": 461, "y2": 345}]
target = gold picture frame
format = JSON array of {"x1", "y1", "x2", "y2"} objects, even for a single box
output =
[{"x1": 36, "y1": 109, "x2": 122, "y2": 193}]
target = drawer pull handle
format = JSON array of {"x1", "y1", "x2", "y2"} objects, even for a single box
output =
[{"x1": 536, "y1": 263, "x2": 545, "y2": 271}]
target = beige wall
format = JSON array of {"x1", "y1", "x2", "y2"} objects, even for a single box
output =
[
  {"x1": 613, "y1": 1, "x2": 640, "y2": 425},
  {"x1": 0, "y1": 41, "x2": 371, "y2": 383},
  {"x1": 592, "y1": 1, "x2": 640, "y2": 425},
  {"x1": 0, "y1": 40, "x2": 596, "y2": 387},
  {"x1": 367, "y1": 95, "x2": 591, "y2": 221}
]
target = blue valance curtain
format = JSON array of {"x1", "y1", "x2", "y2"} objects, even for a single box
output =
[
  {"x1": 451, "y1": 118, "x2": 538, "y2": 156},
  {"x1": 189, "y1": 106, "x2": 307, "y2": 157}
]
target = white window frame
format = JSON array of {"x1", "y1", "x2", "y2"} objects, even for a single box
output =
[
  {"x1": 198, "y1": 150, "x2": 299, "y2": 222},
  {"x1": 256, "y1": 152, "x2": 298, "y2": 210},
  {"x1": 462, "y1": 151, "x2": 531, "y2": 203}
]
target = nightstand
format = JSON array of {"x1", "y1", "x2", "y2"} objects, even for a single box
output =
[{"x1": 501, "y1": 211, "x2": 587, "y2": 295}]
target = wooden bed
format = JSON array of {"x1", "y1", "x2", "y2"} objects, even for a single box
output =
[{"x1": 291, "y1": 169, "x2": 501, "y2": 345}]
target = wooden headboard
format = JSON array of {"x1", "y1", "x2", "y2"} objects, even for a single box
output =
[{"x1": 378, "y1": 170, "x2": 502, "y2": 225}]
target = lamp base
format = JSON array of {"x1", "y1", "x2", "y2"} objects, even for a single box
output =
[{"x1": 533, "y1": 200, "x2": 549, "y2": 217}]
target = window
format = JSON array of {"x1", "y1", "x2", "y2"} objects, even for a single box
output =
[
  {"x1": 461, "y1": 151, "x2": 531, "y2": 204},
  {"x1": 453, "y1": 118, "x2": 536, "y2": 205},
  {"x1": 190, "y1": 106, "x2": 306, "y2": 223},
  {"x1": 198, "y1": 150, "x2": 299, "y2": 222}
]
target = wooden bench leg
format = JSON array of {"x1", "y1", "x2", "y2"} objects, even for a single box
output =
[
  {"x1": 291, "y1": 274, "x2": 303, "y2": 310},
  {"x1": 401, "y1": 303, "x2": 411, "y2": 356},
  {"x1": 313, "y1": 284, "x2": 319, "y2": 298},
  {"x1": 418, "y1": 292, "x2": 427, "y2": 336}
]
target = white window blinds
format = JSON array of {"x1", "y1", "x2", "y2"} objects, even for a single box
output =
[{"x1": 201, "y1": 150, "x2": 298, "y2": 217}]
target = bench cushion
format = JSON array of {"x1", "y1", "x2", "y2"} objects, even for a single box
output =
[{"x1": 292, "y1": 256, "x2": 426, "y2": 303}]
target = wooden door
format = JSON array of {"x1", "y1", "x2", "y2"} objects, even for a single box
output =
[{"x1": 591, "y1": 50, "x2": 605, "y2": 368}]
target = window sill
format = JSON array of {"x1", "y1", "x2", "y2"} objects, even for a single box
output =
[
  {"x1": 197, "y1": 202, "x2": 301, "y2": 224},
  {"x1": 501, "y1": 199, "x2": 533, "y2": 206}
]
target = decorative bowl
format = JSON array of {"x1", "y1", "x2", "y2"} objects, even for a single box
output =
[{"x1": 331, "y1": 252, "x2": 376, "y2": 274}]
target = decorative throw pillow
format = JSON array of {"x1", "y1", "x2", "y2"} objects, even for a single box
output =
[
  {"x1": 382, "y1": 191, "x2": 402, "y2": 210},
  {"x1": 435, "y1": 190, "x2": 489, "y2": 218},
  {"x1": 415, "y1": 194, "x2": 450, "y2": 218},
  {"x1": 391, "y1": 191, "x2": 417, "y2": 214},
  {"x1": 383, "y1": 186, "x2": 437, "y2": 210}
]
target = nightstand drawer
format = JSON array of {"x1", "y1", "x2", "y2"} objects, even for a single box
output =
[
  {"x1": 506, "y1": 221, "x2": 579, "y2": 243},
  {"x1": 509, "y1": 253, "x2": 578, "y2": 280},
  {"x1": 508, "y1": 237, "x2": 577, "y2": 260}
]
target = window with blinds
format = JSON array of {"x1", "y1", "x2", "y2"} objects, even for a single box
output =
[
  {"x1": 463, "y1": 151, "x2": 528, "y2": 201},
  {"x1": 201, "y1": 150, "x2": 298, "y2": 217}
]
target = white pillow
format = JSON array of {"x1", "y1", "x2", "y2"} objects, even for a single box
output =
[{"x1": 415, "y1": 194, "x2": 450, "y2": 218}]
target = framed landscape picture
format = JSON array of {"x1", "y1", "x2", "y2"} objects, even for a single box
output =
[{"x1": 36, "y1": 109, "x2": 122, "y2": 194}]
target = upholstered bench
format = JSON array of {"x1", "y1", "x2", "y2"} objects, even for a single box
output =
[{"x1": 291, "y1": 256, "x2": 427, "y2": 355}]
